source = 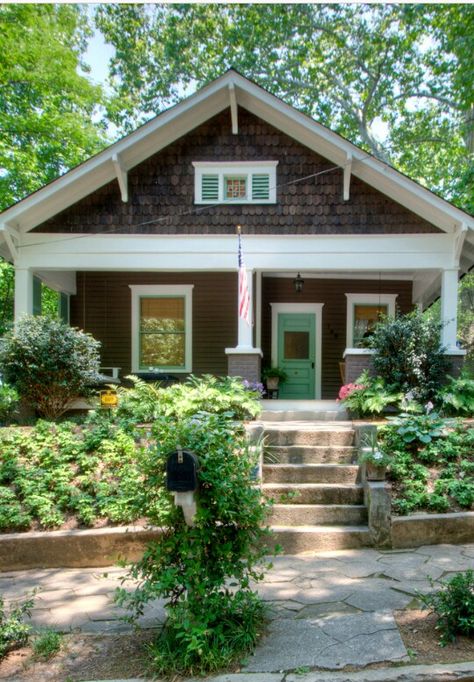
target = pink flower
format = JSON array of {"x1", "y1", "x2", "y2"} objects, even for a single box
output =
[{"x1": 337, "y1": 383, "x2": 365, "y2": 401}]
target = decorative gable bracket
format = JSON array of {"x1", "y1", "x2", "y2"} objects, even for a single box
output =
[
  {"x1": 228, "y1": 82, "x2": 238, "y2": 135},
  {"x1": 0, "y1": 222, "x2": 20, "y2": 261},
  {"x1": 343, "y1": 153, "x2": 352, "y2": 201},
  {"x1": 112, "y1": 153, "x2": 128, "y2": 202}
]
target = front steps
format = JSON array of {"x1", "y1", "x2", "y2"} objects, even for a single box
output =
[
  {"x1": 260, "y1": 416, "x2": 370, "y2": 553},
  {"x1": 260, "y1": 399, "x2": 348, "y2": 422}
]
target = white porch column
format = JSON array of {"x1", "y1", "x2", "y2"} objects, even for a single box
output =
[
  {"x1": 440, "y1": 268, "x2": 459, "y2": 351},
  {"x1": 14, "y1": 268, "x2": 34, "y2": 322},
  {"x1": 237, "y1": 267, "x2": 254, "y2": 350}
]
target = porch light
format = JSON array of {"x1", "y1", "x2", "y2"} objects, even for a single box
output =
[{"x1": 293, "y1": 272, "x2": 304, "y2": 293}]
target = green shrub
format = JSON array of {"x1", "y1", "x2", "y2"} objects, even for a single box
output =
[
  {"x1": 339, "y1": 372, "x2": 402, "y2": 417},
  {"x1": 32, "y1": 629, "x2": 62, "y2": 660},
  {"x1": 116, "y1": 413, "x2": 273, "y2": 676},
  {"x1": 438, "y1": 373, "x2": 474, "y2": 416},
  {"x1": 419, "y1": 570, "x2": 474, "y2": 646},
  {"x1": 117, "y1": 374, "x2": 261, "y2": 424},
  {"x1": 0, "y1": 316, "x2": 101, "y2": 420},
  {"x1": 369, "y1": 310, "x2": 449, "y2": 402},
  {"x1": 0, "y1": 593, "x2": 34, "y2": 659},
  {"x1": 0, "y1": 383, "x2": 19, "y2": 425}
]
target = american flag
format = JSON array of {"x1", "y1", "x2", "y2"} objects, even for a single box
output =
[{"x1": 238, "y1": 232, "x2": 251, "y2": 326}]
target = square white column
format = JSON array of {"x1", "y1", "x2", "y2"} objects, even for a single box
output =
[
  {"x1": 14, "y1": 268, "x2": 34, "y2": 322},
  {"x1": 440, "y1": 268, "x2": 459, "y2": 351}
]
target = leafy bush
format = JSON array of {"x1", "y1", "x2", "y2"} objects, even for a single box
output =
[
  {"x1": 369, "y1": 310, "x2": 449, "y2": 402},
  {"x1": 419, "y1": 570, "x2": 474, "y2": 646},
  {"x1": 438, "y1": 373, "x2": 474, "y2": 416},
  {"x1": 386, "y1": 410, "x2": 448, "y2": 447},
  {"x1": 117, "y1": 374, "x2": 261, "y2": 424},
  {"x1": 0, "y1": 316, "x2": 101, "y2": 420},
  {"x1": 0, "y1": 593, "x2": 34, "y2": 659},
  {"x1": 116, "y1": 413, "x2": 273, "y2": 676},
  {"x1": 0, "y1": 383, "x2": 19, "y2": 425},
  {"x1": 32, "y1": 629, "x2": 62, "y2": 661},
  {"x1": 338, "y1": 371, "x2": 402, "y2": 417}
]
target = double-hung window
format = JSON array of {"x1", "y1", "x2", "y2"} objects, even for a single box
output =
[
  {"x1": 193, "y1": 161, "x2": 278, "y2": 204},
  {"x1": 345, "y1": 293, "x2": 398, "y2": 348},
  {"x1": 130, "y1": 285, "x2": 193, "y2": 372}
]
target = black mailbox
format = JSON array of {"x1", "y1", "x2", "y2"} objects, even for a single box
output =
[{"x1": 166, "y1": 449, "x2": 199, "y2": 492}]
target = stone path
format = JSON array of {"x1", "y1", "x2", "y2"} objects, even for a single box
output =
[{"x1": 1, "y1": 543, "x2": 474, "y2": 674}]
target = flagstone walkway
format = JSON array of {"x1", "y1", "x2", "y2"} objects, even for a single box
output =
[{"x1": 1, "y1": 543, "x2": 474, "y2": 674}]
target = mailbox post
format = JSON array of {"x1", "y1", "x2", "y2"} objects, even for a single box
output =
[{"x1": 165, "y1": 448, "x2": 199, "y2": 526}]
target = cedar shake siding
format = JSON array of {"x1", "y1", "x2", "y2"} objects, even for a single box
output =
[
  {"x1": 35, "y1": 108, "x2": 440, "y2": 236},
  {"x1": 70, "y1": 272, "x2": 237, "y2": 378},
  {"x1": 261, "y1": 277, "x2": 413, "y2": 399},
  {"x1": 71, "y1": 272, "x2": 412, "y2": 398}
]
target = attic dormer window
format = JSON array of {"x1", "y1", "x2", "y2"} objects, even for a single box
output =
[{"x1": 193, "y1": 161, "x2": 278, "y2": 204}]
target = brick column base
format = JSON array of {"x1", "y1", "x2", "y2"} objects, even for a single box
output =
[
  {"x1": 444, "y1": 353, "x2": 466, "y2": 378},
  {"x1": 225, "y1": 349, "x2": 262, "y2": 384},
  {"x1": 343, "y1": 350, "x2": 375, "y2": 384}
]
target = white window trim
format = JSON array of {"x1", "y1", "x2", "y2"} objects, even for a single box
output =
[
  {"x1": 130, "y1": 284, "x2": 193, "y2": 373},
  {"x1": 192, "y1": 161, "x2": 278, "y2": 204},
  {"x1": 270, "y1": 302, "x2": 324, "y2": 399},
  {"x1": 345, "y1": 293, "x2": 398, "y2": 348}
]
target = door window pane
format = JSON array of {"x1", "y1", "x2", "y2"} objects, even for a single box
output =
[
  {"x1": 139, "y1": 297, "x2": 185, "y2": 368},
  {"x1": 353, "y1": 304, "x2": 387, "y2": 347},
  {"x1": 284, "y1": 331, "x2": 309, "y2": 359}
]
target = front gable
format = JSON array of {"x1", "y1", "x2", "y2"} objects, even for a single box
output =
[{"x1": 34, "y1": 108, "x2": 440, "y2": 236}]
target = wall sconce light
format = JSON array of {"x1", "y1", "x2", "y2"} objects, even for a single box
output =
[{"x1": 293, "y1": 272, "x2": 304, "y2": 293}]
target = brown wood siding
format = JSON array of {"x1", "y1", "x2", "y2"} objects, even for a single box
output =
[
  {"x1": 261, "y1": 277, "x2": 413, "y2": 399},
  {"x1": 71, "y1": 272, "x2": 237, "y2": 377},
  {"x1": 35, "y1": 108, "x2": 439, "y2": 236}
]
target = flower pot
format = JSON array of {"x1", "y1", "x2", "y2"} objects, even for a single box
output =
[
  {"x1": 365, "y1": 462, "x2": 386, "y2": 481},
  {"x1": 266, "y1": 377, "x2": 280, "y2": 390}
]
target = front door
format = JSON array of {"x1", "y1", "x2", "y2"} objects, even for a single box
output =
[{"x1": 277, "y1": 313, "x2": 316, "y2": 399}]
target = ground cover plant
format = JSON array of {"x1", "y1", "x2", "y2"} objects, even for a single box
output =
[
  {"x1": 116, "y1": 411, "x2": 272, "y2": 676},
  {"x1": 0, "y1": 375, "x2": 262, "y2": 532},
  {"x1": 380, "y1": 415, "x2": 474, "y2": 515},
  {"x1": 0, "y1": 315, "x2": 101, "y2": 420}
]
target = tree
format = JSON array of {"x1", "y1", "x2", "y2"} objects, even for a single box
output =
[
  {"x1": 0, "y1": 4, "x2": 108, "y2": 210},
  {"x1": 94, "y1": 3, "x2": 473, "y2": 212}
]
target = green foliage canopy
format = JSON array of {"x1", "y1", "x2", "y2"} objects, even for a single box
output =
[{"x1": 0, "y1": 4, "x2": 107, "y2": 210}]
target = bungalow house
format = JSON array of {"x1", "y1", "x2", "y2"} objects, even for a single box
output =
[{"x1": 1, "y1": 70, "x2": 473, "y2": 400}]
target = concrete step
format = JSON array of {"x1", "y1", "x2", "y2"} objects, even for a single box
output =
[
  {"x1": 270, "y1": 525, "x2": 371, "y2": 553},
  {"x1": 269, "y1": 504, "x2": 368, "y2": 526},
  {"x1": 264, "y1": 445, "x2": 357, "y2": 464},
  {"x1": 262, "y1": 483, "x2": 364, "y2": 505},
  {"x1": 263, "y1": 464, "x2": 360, "y2": 485},
  {"x1": 260, "y1": 400, "x2": 348, "y2": 422},
  {"x1": 263, "y1": 423, "x2": 355, "y2": 447}
]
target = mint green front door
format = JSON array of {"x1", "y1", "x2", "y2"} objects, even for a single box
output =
[{"x1": 277, "y1": 313, "x2": 316, "y2": 399}]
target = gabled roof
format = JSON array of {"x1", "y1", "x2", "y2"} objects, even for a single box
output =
[{"x1": 0, "y1": 70, "x2": 473, "y2": 257}]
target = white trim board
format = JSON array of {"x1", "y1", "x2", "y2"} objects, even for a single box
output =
[
  {"x1": 129, "y1": 284, "x2": 194, "y2": 374},
  {"x1": 270, "y1": 302, "x2": 324, "y2": 400}
]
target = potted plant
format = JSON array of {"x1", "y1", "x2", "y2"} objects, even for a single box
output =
[
  {"x1": 261, "y1": 366, "x2": 288, "y2": 391},
  {"x1": 359, "y1": 429, "x2": 391, "y2": 481}
]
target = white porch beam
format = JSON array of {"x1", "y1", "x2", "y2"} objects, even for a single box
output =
[
  {"x1": 228, "y1": 82, "x2": 238, "y2": 134},
  {"x1": 16, "y1": 233, "x2": 458, "y2": 273},
  {"x1": 14, "y1": 268, "x2": 34, "y2": 321},
  {"x1": 440, "y1": 268, "x2": 459, "y2": 351},
  {"x1": 343, "y1": 153, "x2": 352, "y2": 201},
  {"x1": 111, "y1": 154, "x2": 128, "y2": 202},
  {"x1": 0, "y1": 222, "x2": 20, "y2": 261}
]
